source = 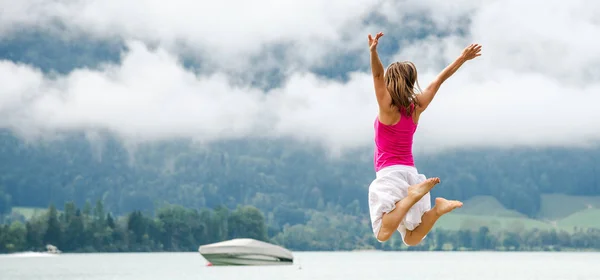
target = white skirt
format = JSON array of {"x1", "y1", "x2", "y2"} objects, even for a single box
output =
[{"x1": 368, "y1": 164, "x2": 431, "y2": 244}]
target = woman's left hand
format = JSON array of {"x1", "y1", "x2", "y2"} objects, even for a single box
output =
[{"x1": 368, "y1": 32, "x2": 384, "y2": 52}]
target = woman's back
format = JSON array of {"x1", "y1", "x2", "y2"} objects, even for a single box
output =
[{"x1": 373, "y1": 108, "x2": 418, "y2": 172}]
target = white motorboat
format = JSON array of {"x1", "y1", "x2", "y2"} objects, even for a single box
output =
[{"x1": 198, "y1": 238, "x2": 294, "y2": 266}]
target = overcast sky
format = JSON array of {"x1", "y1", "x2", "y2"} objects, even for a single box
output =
[{"x1": 0, "y1": 0, "x2": 599, "y2": 152}]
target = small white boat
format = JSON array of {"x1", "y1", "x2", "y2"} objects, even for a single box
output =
[
  {"x1": 45, "y1": 244, "x2": 61, "y2": 254},
  {"x1": 0, "y1": 244, "x2": 62, "y2": 258},
  {"x1": 198, "y1": 238, "x2": 293, "y2": 266}
]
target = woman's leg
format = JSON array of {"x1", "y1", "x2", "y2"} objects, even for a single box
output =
[
  {"x1": 403, "y1": 197, "x2": 463, "y2": 246},
  {"x1": 377, "y1": 177, "x2": 441, "y2": 242}
]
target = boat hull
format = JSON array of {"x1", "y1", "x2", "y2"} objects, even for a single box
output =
[
  {"x1": 198, "y1": 238, "x2": 294, "y2": 266},
  {"x1": 201, "y1": 253, "x2": 293, "y2": 266}
]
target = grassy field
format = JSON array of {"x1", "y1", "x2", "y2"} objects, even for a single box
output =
[
  {"x1": 451, "y1": 195, "x2": 527, "y2": 218},
  {"x1": 435, "y1": 195, "x2": 600, "y2": 233},
  {"x1": 538, "y1": 194, "x2": 600, "y2": 220},
  {"x1": 435, "y1": 213, "x2": 554, "y2": 232},
  {"x1": 10, "y1": 207, "x2": 48, "y2": 220},
  {"x1": 556, "y1": 209, "x2": 600, "y2": 230}
]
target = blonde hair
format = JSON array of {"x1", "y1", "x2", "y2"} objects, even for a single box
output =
[{"x1": 384, "y1": 61, "x2": 422, "y2": 116}]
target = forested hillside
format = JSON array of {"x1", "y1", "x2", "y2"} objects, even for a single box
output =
[
  {"x1": 1, "y1": 130, "x2": 600, "y2": 253},
  {"x1": 1, "y1": 130, "x2": 599, "y2": 220}
]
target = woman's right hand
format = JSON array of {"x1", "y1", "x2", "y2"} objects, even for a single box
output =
[
  {"x1": 460, "y1": 43, "x2": 482, "y2": 61},
  {"x1": 368, "y1": 32, "x2": 384, "y2": 52}
]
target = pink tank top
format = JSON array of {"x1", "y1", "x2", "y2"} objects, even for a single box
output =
[{"x1": 373, "y1": 105, "x2": 418, "y2": 172}]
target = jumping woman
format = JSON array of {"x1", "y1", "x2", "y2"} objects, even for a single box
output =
[{"x1": 367, "y1": 32, "x2": 482, "y2": 246}]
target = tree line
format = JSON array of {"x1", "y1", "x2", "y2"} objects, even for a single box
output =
[
  {"x1": 0, "y1": 201, "x2": 268, "y2": 253},
  {"x1": 2, "y1": 202, "x2": 600, "y2": 253}
]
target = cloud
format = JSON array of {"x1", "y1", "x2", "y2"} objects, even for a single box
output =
[
  {"x1": 0, "y1": 0, "x2": 599, "y2": 153},
  {"x1": 396, "y1": 0, "x2": 600, "y2": 151},
  {"x1": 0, "y1": 0, "x2": 378, "y2": 71},
  {"x1": 0, "y1": 42, "x2": 379, "y2": 151}
]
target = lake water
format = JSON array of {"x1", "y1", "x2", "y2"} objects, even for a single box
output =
[{"x1": 1, "y1": 251, "x2": 599, "y2": 280}]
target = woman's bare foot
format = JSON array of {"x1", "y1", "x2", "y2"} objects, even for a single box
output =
[
  {"x1": 407, "y1": 177, "x2": 440, "y2": 200},
  {"x1": 434, "y1": 197, "x2": 463, "y2": 216}
]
